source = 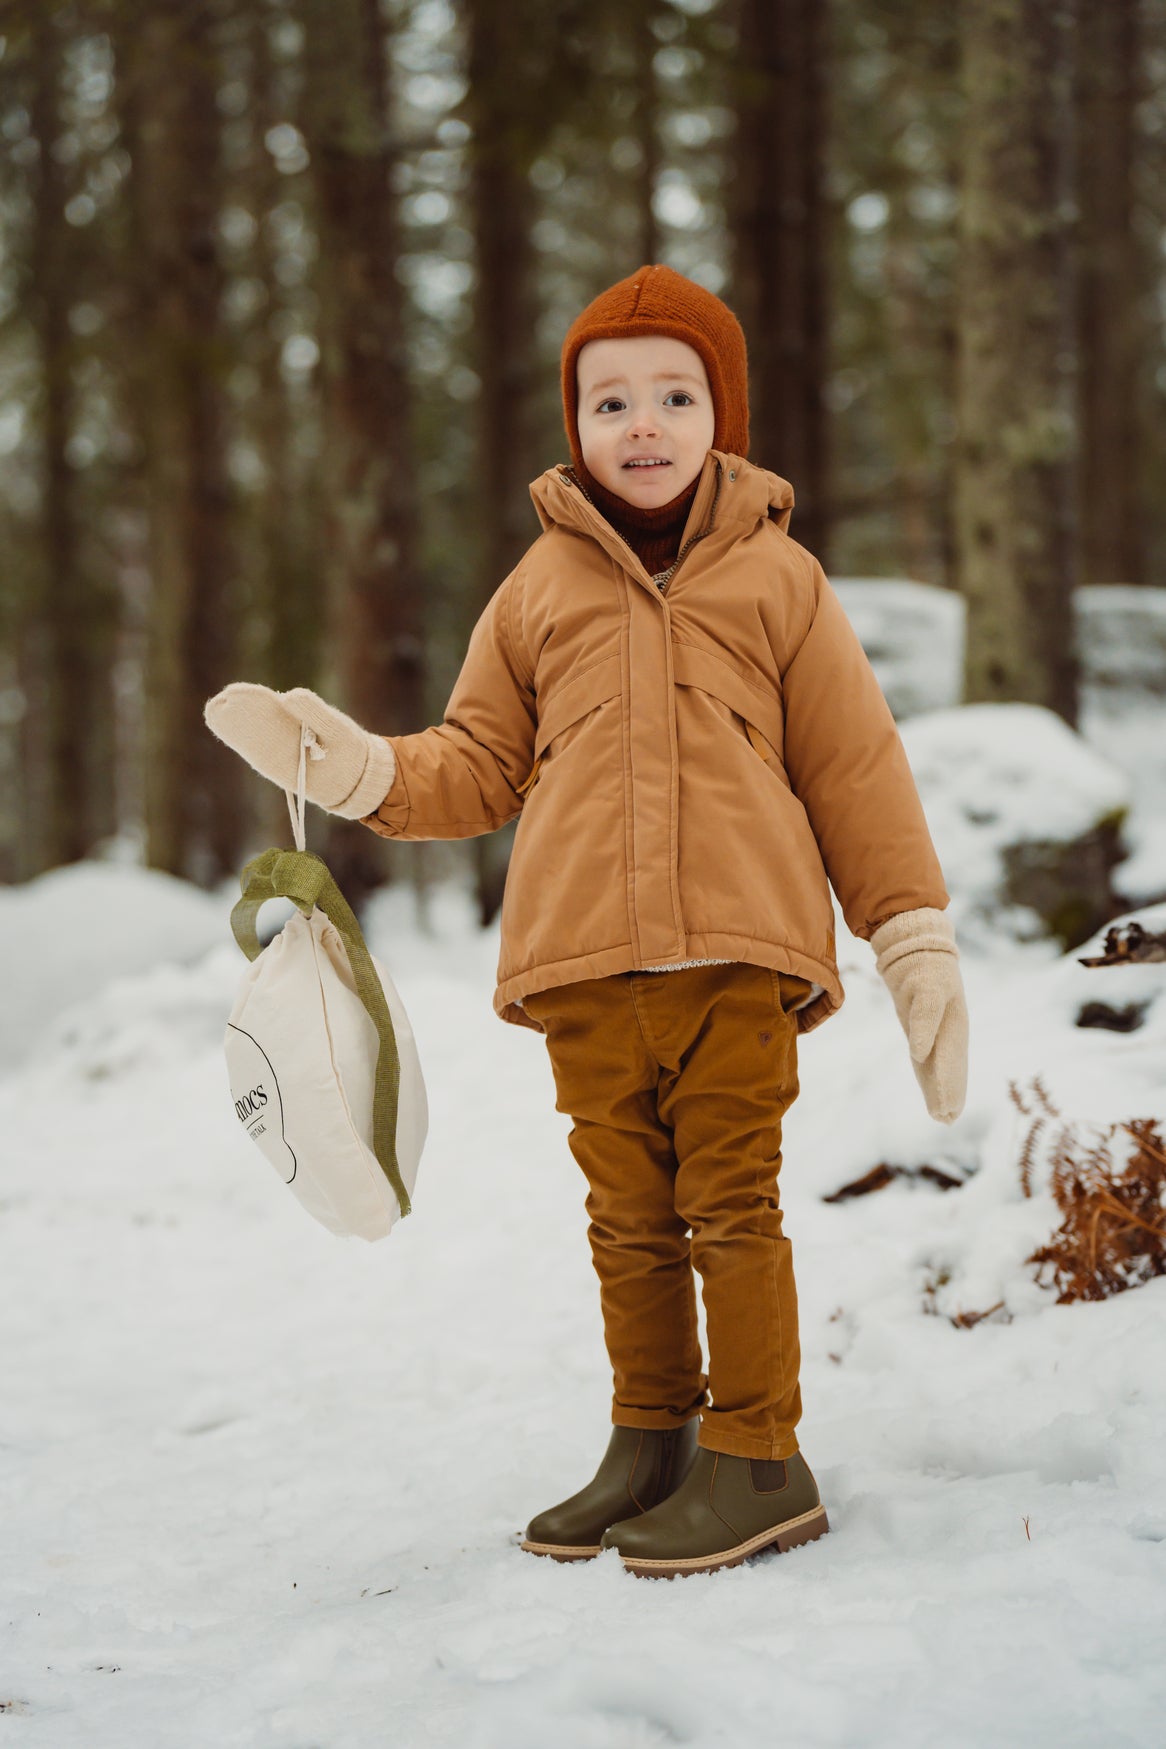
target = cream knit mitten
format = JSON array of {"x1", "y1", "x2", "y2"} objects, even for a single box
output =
[
  {"x1": 204, "y1": 683, "x2": 397, "y2": 820},
  {"x1": 870, "y1": 907, "x2": 968, "y2": 1125}
]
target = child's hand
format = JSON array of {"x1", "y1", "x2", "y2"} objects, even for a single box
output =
[
  {"x1": 204, "y1": 682, "x2": 397, "y2": 819},
  {"x1": 871, "y1": 908, "x2": 968, "y2": 1124}
]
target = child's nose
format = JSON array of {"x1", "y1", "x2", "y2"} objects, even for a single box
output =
[{"x1": 627, "y1": 406, "x2": 660, "y2": 437}]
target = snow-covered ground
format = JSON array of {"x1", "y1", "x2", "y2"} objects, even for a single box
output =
[
  {"x1": 5, "y1": 886, "x2": 1165, "y2": 1746},
  {"x1": 4, "y1": 620, "x2": 1166, "y2": 1746}
]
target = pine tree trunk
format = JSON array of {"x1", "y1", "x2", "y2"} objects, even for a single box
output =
[
  {"x1": 955, "y1": 0, "x2": 1081, "y2": 724},
  {"x1": 632, "y1": 5, "x2": 661, "y2": 267},
  {"x1": 728, "y1": 0, "x2": 831, "y2": 565},
  {"x1": 464, "y1": 0, "x2": 549, "y2": 925},
  {"x1": 121, "y1": 2, "x2": 241, "y2": 879},
  {"x1": 28, "y1": 12, "x2": 103, "y2": 868},
  {"x1": 1078, "y1": 0, "x2": 1144, "y2": 587},
  {"x1": 250, "y1": 5, "x2": 323, "y2": 699},
  {"x1": 300, "y1": 0, "x2": 426, "y2": 911}
]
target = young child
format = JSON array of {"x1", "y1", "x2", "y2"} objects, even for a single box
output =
[{"x1": 206, "y1": 264, "x2": 968, "y2": 1580}]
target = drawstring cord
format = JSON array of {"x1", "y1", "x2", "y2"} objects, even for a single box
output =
[{"x1": 285, "y1": 723, "x2": 324, "y2": 851}]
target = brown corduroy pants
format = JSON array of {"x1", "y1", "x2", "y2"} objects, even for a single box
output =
[{"x1": 522, "y1": 962, "x2": 810, "y2": 1461}]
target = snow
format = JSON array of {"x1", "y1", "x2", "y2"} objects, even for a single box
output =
[
  {"x1": 832, "y1": 579, "x2": 966, "y2": 720},
  {"x1": 838, "y1": 577, "x2": 1166, "y2": 910},
  {"x1": 0, "y1": 862, "x2": 227, "y2": 1070},
  {"x1": 1077, "y1": 587, "x2": 1166, "y2": 908},
  {"x1": 4, "y1": 602, "x2": 1166, "y2": 1745},
  {"x1": 900, "y1": 701, "x2": 1132, "y2": 943},
  {"x1": 4, "y1": 863, "x2": 1165, "y2": 1746}
]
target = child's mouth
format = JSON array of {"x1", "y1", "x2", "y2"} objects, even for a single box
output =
[{"x1": 623, "y1": 459, "x2": 670, "y2": 470}]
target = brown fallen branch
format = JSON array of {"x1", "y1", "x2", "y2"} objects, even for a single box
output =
[
  {"x1": 1077, "y1": 921, "x2": 1166, "y2": 966},
  {"x1": 824, "y1": 1160, "x2": 964, "y2": 1202},
  {"x1": 949, "y1": 1300, "x2": 1008, "y2": 1329}
]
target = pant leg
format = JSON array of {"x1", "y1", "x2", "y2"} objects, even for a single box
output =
[
  {"x1": 524, "y1": 979, "x2": 706, "y2": 1427},
  {"x1": 638, "y1": 964, "x2": 806, "y2": 1461},
  {"x1": 522, "y1": 976, "x2": 706, "y2": 1429}
]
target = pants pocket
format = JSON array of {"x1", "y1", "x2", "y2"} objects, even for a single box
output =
[{"x1": 773, "y1": 969, "x2": 814, "y2": 1015}]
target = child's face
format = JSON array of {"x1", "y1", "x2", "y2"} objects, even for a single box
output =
[{"x1": 575, "y1": 336, "x2": 715, "y2": 508}]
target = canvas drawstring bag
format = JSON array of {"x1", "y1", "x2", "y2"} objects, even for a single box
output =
[{"x1": 223, "y1": 726, "x2": 427, "y2": 1240}]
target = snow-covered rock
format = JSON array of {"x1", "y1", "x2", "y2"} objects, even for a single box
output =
[
  {"x1": 833, "y1": 578, "x2": 965, "y2": 718},
  {"x1": 901, "y1": 702, "x2": 1133, "y2": 948},
  {"x1": 1076, "y1": 585, "x2": 1166, "y2": 698},
  {"x1": 1077, "y1": 589, "x2": 1166, "y2": 906},
  {"x1": 0, "y1": 862, "x2": 230, "y2": 1067}
]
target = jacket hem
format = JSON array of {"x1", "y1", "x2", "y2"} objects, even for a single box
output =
[{"x1": 494, "y1": 932, "x2": 844, "y2": 1035}]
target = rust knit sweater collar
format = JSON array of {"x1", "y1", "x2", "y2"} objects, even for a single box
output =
[{"x1": 574, "y1": 466, "x2": 701, "y2": 578}]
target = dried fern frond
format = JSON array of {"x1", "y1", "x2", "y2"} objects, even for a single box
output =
[
  {"x1": 1012, "y1": 1084, "x2": 1166, "y2": 1304},
  {"x1": 1017, "y1": 1117, "x2": 1048, "y2": 1200}
]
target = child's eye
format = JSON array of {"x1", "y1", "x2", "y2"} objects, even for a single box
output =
[
  {"x1": 664, "y1": 391, "x2": 694, "y2": 406},
  {"x1": 596, "y1": 398, "x2": 625, "y2": 414}
]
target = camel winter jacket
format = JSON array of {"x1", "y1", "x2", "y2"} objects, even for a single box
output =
[{"x1": 362, "y1": 449, "x2": 949, "y2": 1036}]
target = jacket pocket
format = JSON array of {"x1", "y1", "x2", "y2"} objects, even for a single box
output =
[
  {"x1": 672, "y1": 642, "x2": 786, "y2": 779},
  {"x1": 521, "y1": 653, "x2": 622, "y2": 795}
]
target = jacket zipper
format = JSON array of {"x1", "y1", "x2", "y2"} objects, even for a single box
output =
[
  {"x1": 655, "y1": 461, "x2": 723, "y2": 595},
  {"x1": 561, "y1": 461, "x2": 723, "y2": 597}
]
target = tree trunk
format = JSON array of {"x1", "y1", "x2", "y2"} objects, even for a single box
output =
[
  {"x1": 728, "y1": 0, "x2": 831, "y2": 565},
  {"x1": 955, "y1": 0, "x2": 1081, "y2": 725},
  {"x1": 464, "y1": 0, "x2": 551, "y2": 924},
  {"x1": 120, "y1": 1, "x2": 241, "y2": 879},
  {"x1": 632, "y1": 5, "x2": 661, "y2": 266},
  {"x1": 1077, "y1": 0, "x2": 1144, "y2": 586},
  {"x1": 27, "y1": 11, "x2": 101, "y2": 868},
  {"x1": 299, "y1": 0, "x2": 426, "y2": 912},
  {"x1": 250, "y1": 7, "x2": 324, "y2": 699}
]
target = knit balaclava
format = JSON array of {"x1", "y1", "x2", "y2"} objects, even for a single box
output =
[{"x1": 559, "y1": 264, "x2": 750, "y2": 574}]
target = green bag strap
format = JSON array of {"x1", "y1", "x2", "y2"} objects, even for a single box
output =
[{"x1": 230, "y1": 847, "x2": 412, "y2": 1218}]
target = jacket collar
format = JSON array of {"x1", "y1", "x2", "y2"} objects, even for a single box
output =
[{"x1": 528, "y1": 450, "x2": 796, "y2": 588}]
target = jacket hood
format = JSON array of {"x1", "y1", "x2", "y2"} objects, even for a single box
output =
[{"x1": 529, "y1": 450, "x2": 796, "y2": 544}]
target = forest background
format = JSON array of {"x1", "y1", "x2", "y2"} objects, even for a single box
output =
[{"x1": 1, "y1": 0, "x2": 1162, "y2": 920}]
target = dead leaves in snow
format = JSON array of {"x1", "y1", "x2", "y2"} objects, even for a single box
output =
[{"x1": 1009, "y1": 1077, "x2": 1166, "y2": 1303}]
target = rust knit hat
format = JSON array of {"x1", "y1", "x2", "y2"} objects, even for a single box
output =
[{"x1": 561, "y1": 263, "x2": 750, "y2": 475}]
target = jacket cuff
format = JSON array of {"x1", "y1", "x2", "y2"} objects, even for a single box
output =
[
  {"x1": 870, "y1": 906, "x2": 958, "y2": 973},
  {"x1": 332, "y1": 735, "x2": 398, "y2": 820}
]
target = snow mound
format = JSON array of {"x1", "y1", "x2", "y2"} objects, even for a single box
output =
[
  {"x1": 833, "y1": 578, "x2": 965, "y2": 718},
  {"x1": 1076, "y1": 588, "x2": 1166, "y2": 903},
  {"x1": 24, "y1": 946, "x2": 240, "y2": 1087},
  {"x1": 1, "y1": 862, "x2": 230, "y2": 1069},
  {"x1": 1076, "y1": 585, "x2": 1166, "y2": 696},
  {"x1": 901, "y1": 702, "x2": 1132, "y2": 943}
]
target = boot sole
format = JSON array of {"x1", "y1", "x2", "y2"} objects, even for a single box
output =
[
  {"x1": 520, "y1": 1537, "x2": 602, "y2": 1562},
  {"x1": 616, "y1": 1505, "x2": 830, "y2": 1579}
]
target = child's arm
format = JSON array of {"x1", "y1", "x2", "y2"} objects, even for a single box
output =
[
  {"x1": 780, "y1": 556, "x2": 949, "y2": 940},
  {"x1": 204, "y1": 570, "x2": 537, "y2": 840},
  {"x1": 364, "y1": 570, "x2": 536, "y2": 842},
  {"x1": 779, "y1": 559, "x2": 966, "y2": 1123}
]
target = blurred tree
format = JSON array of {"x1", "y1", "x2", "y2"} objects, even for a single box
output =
[
  {"x1": 19, "y1": 9, "x2": 119, "y2": 869},
  {"x1": 6, "y1": 0, "x2": 1165, "y2": 896},
  {"x1": 1078, "y1": 0, "x2": 1146, "y2": 587},
  {"x1": 629, "y1": 4, "x2": 663, "y2": 267},
  {"x1": 461, "y1": 0, "x2": 564, "y2": 922},
  {"x1": 728, "y1": 0, "x2": 831, "y2": 564},
  {"x1": 241, "y1": 1, "x2": 326, "y2": 697},
  {"x1": 955, "y1": 0, "x2": 1081, "y2": 724},
  {"x1": 826, "y1": 3, "x2": 963, "y2": 586},
  {"x1": 116, "y1": 0, "x2": 243, "y2": 878},
  {"x1": 298, "y1": 0, "x2": 426, "y2": 912}
]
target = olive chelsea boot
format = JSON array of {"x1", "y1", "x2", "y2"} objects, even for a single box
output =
[
  {"x1": 601, "y1": 1446, "x2": 829, "y2": 1577},
  {"x1": 522, "y1": 1420, "x2": 700, "y2": 1562}
]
